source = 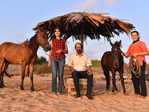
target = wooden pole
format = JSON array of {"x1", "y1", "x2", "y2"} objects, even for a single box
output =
[{"x1": 80, "y1": 34, "x2": 84, "y2": 50}]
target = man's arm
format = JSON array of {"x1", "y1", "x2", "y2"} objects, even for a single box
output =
[
  {"x1": 69, "y1": 66, "x2": 75, "y2": 72},
  {"x1": 68, "y1": 55, "x2": 74, "y2": 72}
]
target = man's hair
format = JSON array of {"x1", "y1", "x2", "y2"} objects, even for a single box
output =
[
  {"x1": 131, "y1": 30, "x2": 139, "y2": 35},
  {"x1": 75, "y1": 42, "x2": 83, "y2": 49}
]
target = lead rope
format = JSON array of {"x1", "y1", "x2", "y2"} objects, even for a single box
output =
[{"x1": 129, "y1": 57, "x2": 141, "y2": 78}]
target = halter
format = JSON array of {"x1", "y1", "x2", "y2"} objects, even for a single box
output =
[{"x1": 129, "y1": 57, "x2": 141, "y2": 78}]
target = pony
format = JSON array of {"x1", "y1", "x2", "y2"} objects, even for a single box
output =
[
  {"x1": 0, "y1": 30, "x2": 50, "y2": 91},
  {"x1": 101, "y1": 40, "x2": 126, "y2": 94}
]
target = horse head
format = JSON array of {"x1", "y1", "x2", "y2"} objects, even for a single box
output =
[
  {"x1": 110, "y1": 40, "x2": 122, "y2": 69},
  {"x1": 36, "y1": 30, "x2": 50, "y2": 51}
]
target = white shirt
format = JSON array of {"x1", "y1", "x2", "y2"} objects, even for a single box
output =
[{"x1": 68, "y1": 53, "x2": 92, "y2": 71}]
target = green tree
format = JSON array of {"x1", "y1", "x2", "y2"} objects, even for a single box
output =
[
  {"x1": 34, "y1": 56, "x2": 48, "y2": 65},
  {"x1": 91, "y1": 60, "x2": 101, "y2": 67}
]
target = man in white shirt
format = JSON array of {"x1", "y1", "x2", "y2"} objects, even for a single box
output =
[{"x1": 68, "y1": 42, "x2": 93, "y2": 99}]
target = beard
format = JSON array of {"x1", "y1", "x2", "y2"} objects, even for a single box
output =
[{"x1": 76, "y1": 49, "x2": 82, "y2": 54}]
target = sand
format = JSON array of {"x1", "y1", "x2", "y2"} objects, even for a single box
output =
[{"x1": 0, "y1": 72, "x2": 149, "y2": 112}]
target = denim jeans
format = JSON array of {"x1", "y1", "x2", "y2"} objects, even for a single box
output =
[{"x1": 51, "y1": 57, "x2": 65, "y2": 93}]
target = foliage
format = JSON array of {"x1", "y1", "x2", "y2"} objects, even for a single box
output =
[
  {"x1": 34, "y1": 56, "x2": 48, "y2": 65},
  {"x1": 34, "y1": 56, "x2": 50, "y2": 74},
  {"x1": 91, "y1": 60, "x2": 101, "y2": 67},
  {"x1": 34, "y1": 63, "x2": 51, "y2": 74}
]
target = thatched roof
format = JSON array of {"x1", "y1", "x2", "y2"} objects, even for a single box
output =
[{"x1": 33, "y1": 12, "x2": 135, "y2": 40}]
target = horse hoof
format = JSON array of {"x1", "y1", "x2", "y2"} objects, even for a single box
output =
[
  {"x1": 31, "y1": 88, "x2": 35, "y2": 91},
  {"x1": 1, "y1": 85, "x2": 5, "y2": 88},
  {"x1": 106, "y1": 89, "x2": 110, "y2": 92},
  {"x1": 0, "y1": 85, "x2": 4, "y2": 88},
  {"x1": 124, "y1": 92, "x2": 128, "y2": 95},
  {"x1": 0, "y1": 83, "x2": 5, "y2": 88},
  {"x1": 123, "y1": 91, "x2": 126, "y2": 94},
  {"x1": 112, "y1": 89, "x2": 115, "y2": 92},
  {"x1": 20, "y1": 86, "x2": 24, "y2": 90}
]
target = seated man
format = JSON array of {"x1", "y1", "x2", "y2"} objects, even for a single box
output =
[{"x1": 68, "y1": 42, "x2": 93, "y2": 99}]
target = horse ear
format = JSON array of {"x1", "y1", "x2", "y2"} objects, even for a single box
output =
[
  {"x1": 119, "y1": 40, "x2": 121, "y2": 44},
  {"x1": 118, "y1": 40, "x2": 122, "y2": 47},
  {"x1": 109, "y1": 40, "x2": 113, "y2": 46}
]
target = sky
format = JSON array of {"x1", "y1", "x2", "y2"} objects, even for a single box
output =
[{"x1": 0, "y1": 0, "x2": 149, "y2": 63}]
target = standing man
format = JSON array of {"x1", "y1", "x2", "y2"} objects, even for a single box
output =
[
  {"x1": 68, "y1": 42, "x2": 93, "y2": 99},
  {"x1": 125, "y1": 30, "x2": 148, "y2": 97}
]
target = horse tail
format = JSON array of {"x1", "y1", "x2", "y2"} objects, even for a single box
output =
[{"x1": 0, "y1": 58, "x2": 5, "y2": 74}]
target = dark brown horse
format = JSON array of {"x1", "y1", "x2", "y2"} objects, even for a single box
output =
[
  {"x1": 101, "y1": 40, "x2": 126, "y2": 94},
  {"x1": 0, "y1": 30, "x2": 50, "y2": 91}
]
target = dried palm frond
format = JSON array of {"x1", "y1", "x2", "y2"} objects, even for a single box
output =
[{"x1": 33, "y1": 12, "x2": 135, "y2": 40}]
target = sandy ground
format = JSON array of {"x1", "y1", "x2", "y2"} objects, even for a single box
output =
[{"x1": 0, "y1": 72, "x2": 149, "y2": 112}]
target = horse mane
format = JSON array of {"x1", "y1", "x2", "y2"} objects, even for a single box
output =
[
  {"x1": 21, "y1": 39, "x2": 29, "y2": 44},
  {"x1": 28, "y1": 34, "x2": 37, "y2": 48},
  {"x1": 114, "y1": 41, "x2": 121, "y2": 48},
  {"x1": 19, "y1": 34, "x2": 37, "y2": 48}
]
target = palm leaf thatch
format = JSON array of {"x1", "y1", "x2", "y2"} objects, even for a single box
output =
[{"x1": 33, "y1": 12, "x2": 135, "y2": 40}]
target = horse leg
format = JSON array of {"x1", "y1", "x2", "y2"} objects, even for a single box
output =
[
  {"x1": 0, "y1": 73, "x2": 5, "y2": 88},
  {"x1": 3, "y1": 62, "x2": 14, "y2": 78},
  {"x1": 4, "y1": 71, "x2": 13, "y2": 78},
  {"x1": 29, "y1": 63, "x2": 34, "y2": 91},
  {"x1": 119, "y1": 72, "x2": 126, "y2": 94},
  {"x1": 20, "y1": 64, "x2": 26, "y2": 90},
  {"x1": 25, "y1": 65, "x2": 29, "y2": 77},
  {"x1": 103, "y1": 69, "x2": 110, "y2": 90},
  {"x1": 111, "y1": 72, "x2": 117, "y2": 92},
  {"x1": 0, "y1": 75, "x2": 4, "y2": 88},
  {"x1": 1, "y1": 62, "x2": 10, "y2": 87},
  {"x1": 0, "y1": 58, "x2": 5, "y2": 88}
]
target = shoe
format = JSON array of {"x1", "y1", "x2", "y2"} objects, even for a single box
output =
[
  {"x1": 75, "y1": 94, "x2": 81, "y2": 98},
  {"x1": 51, "y1": 92, "x2": 57, "y2": 97},
  {"x1": 57, "y1": 92, "x2": 64, "y2": 95},
  {"x1": 86, "y1": 94, "x2": 93, "y2": 100}
]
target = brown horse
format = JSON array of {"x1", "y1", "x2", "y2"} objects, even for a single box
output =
[
  {"x1": 0, "y1": 30, "x2": 50, "y2": 91},
  {"x1": 101, "y1": 40, "x2": 126, "y2": 94}
]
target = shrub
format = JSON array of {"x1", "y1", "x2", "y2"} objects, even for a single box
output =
[
  {"x1": 92, "y1": 60, "x2": 101, "y2": 67},
  {"x1": 34, "y1": 56, "x2": 48, "y2": 65},
  {"x1": 34, "y1": 63, "x2": 51, "y2": 74}
]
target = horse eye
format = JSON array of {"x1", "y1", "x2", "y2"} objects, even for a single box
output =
[{"x1": 44, "y1": 35, "x2": 48, "y2": 39}]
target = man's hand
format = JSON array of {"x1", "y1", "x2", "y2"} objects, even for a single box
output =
[
  {"x1": 69, "y1": 66, "x2": 75, "y2": 72},
  {"x1": 87, "y1": 67, "x2": 93, "y2": 75}
]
